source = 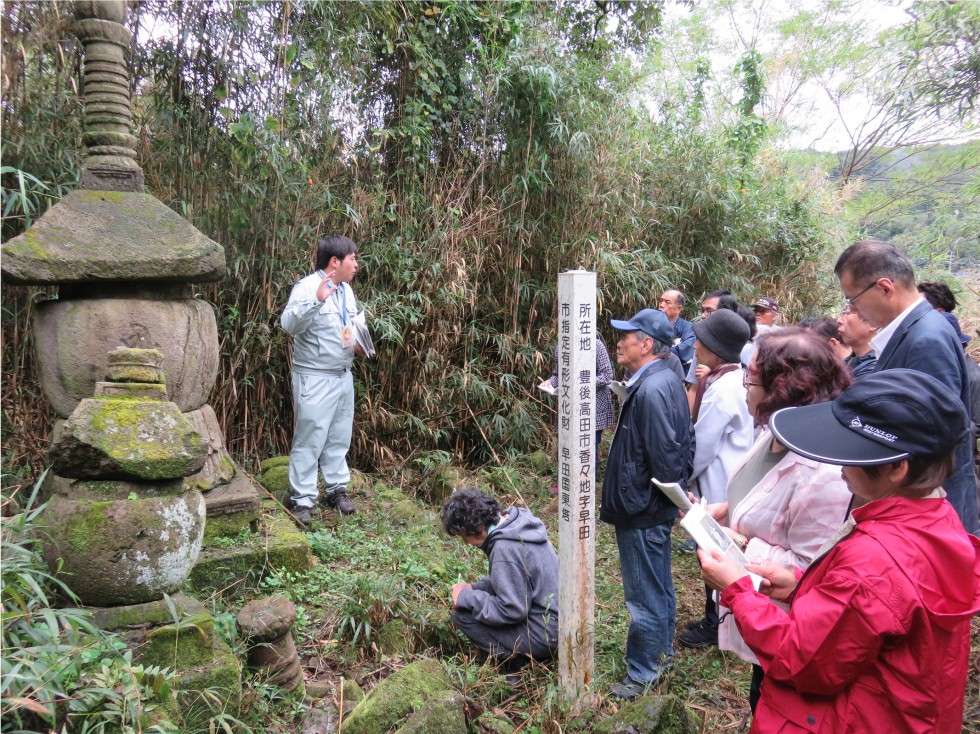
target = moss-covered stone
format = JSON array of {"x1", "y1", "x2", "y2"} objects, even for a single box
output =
[
  {"x1": 525, "y1": 450, "x2": 554, "y2": 475},
  {"x1": 51, "y1": 396, "x2": 207, "y2": 480},
  {"x1": 419, "y1": 607, "x2": 459, "y2": 652},
  {"x1": 173, "y1": 635, "x2": 242, "y2": 732},
  {"x1": 188, "y1": 516, "x2": 311, "y2": 595},
  {"x1": 202, "y1": 513, "x2": 258, "y2": 543},
  {"x1": 260, "y1": 465, "x2": 291, "y2": 504},
  {"x1": 40, "y1": 491, "x2": 205, "y2": 606},
  {"x1": 394, "y1": 689, "x2": 466, "y2": 734},
  {"x1": 0, "y1": 189, "x2": 225, "y2": 285},
  {"x1": 376, "y1": 619, "x2": 414, "y2": 658},
  {"x1": 136, "y1": 611, "x2": 216, "y2": 669},
  {"x1": 341, "y1": 659, "x2": 454, "y2": 734},
  {"x1": 391, "y1": 499, "x2": 425, "y2": 524},
  {"x1": 475, "y1": 713, "x2": 516, "y2": 734},
  {"x1": 424, "y1": 467, "x2": 467, "y2": 506},
  {"x1": 342, "y1": 678, "x2": 365, "y2": 711},
  {"x1": 88, "y1": 592, "x2": 206, "y2": 630},
  {"x1": 259, "y1": 455, "x2": 291, "y2": 473},
  {"x1": 594, "y1": 694, "x2": 700, "y2": 734}
]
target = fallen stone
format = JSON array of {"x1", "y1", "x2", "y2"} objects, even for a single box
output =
[
  {"x1": 394, "y1": 689, "x2": 466, "y2": 734},
  {"x1": 341, "y1": 660, "x2": 454, "y2": 734},
  {"x1": 183, "y1": 405, "x2": 236, "y2": 492},
  {"x1": 300, "y1": 701, "x2": 337, "y2": 734},
  {"x1": 594, "y1": 694, "x2": 701, "y2": 734},
  {"x1": 305, "y1": 680, "x2": 334, "y2": 700}
]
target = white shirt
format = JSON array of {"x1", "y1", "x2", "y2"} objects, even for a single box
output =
[
  {"x1": 690, "y1": 369, "x2": 754, "y2": 504},
  {"x1": 870, "y1": 296, "x2": 924, "y2": 357}
]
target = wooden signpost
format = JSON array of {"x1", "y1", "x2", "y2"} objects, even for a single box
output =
[{"x1": 556, "y1": 270, "x2": 597, "y2": 702}]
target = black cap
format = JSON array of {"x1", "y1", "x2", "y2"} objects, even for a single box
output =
[
  {"x1": 769, "y1": 369, "x2": 968, "y2": 465},
  {"x1": 693, "y1": 309, "x2": 750, "y2": 364}
]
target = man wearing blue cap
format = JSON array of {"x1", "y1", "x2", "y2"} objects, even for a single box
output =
[{"x1": 602, "y1": 308, "x2": 695, "y2": 699}]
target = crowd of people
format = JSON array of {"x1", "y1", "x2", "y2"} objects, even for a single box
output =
[{"x1": 279, "y1": 235, "x2": 979, "y2": 731}]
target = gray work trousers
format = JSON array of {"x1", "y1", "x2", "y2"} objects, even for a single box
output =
[{"x1": 288, "y1": 369, "x2": 354, "y2": 508}]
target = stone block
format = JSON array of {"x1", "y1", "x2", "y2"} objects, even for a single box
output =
[
  {"x1": 594, "y1": 694, "x2": 701, "y2": 734},
  {"x1": 173, "y1": 635, "x2": 242, "y2": 732},
  {"x1": 184, "y1": 405, "x2": 237, "y2": 492},
  {"x1": 376, "y1": 619, "x2": 414, "y2": 658},
  {"x1": 260, "y1": 464, "x2": 291, "y2": 504},
  {"x1": 41, "y1": 490, "x2": 205, "y2": 606},
  {"x1": 260, "y1": 455, "x2": 291, "y2": 473},
  {"x1": 50, "y1": 397, "x2": 207, "y2": 480},
  {"x1": 202, "y1": 472, "x2": 261, "y2": 541},
  {"x1": 135, "y1": 611, "x2": 216, "y2": 669},
  {"x1": 88, "y1": 592, "x2": 206, "y2": 630},
  {"x1": 188, "y1": 516, "x2": 311, "y2": 595},
  {"x1": 341, "y1": 660, "x2": 453, "y2": 734},
  {"x1": 0, "y1": 189, "x2": 225, "y2": 285},
  {"x1": 33, "y1": 295, "x2": 219, "y2": 417},
  {"x1": 394, "y1": 690, "x2": 466, "y2": 734}
]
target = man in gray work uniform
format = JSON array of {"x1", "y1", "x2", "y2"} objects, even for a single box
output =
[{"x1": 281, "y1": 235, "x2": 363, "y2": 525}]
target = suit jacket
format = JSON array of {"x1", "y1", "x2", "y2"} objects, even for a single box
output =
[
  {"x1": 671, "y1": 316, "x2": 696, "y2": 367},
  {"x1": 874, "y1": 300, "x2": 978, "y2": 534}
]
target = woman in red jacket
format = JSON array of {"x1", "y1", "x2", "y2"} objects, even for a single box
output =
[{"x1": 700, "y1": 368, "x2": 980, "y2": 733}]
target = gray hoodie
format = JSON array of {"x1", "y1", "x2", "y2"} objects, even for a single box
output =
[{"x1": 455, "y1": 506, "x2": 559, "y2": 654}]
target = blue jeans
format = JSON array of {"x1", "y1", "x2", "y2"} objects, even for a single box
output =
[{"x1": 615, "y1": 523, "x2": 675, "y2": 684}]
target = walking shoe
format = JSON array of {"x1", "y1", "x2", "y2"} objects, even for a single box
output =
[
  {"x1": 291, "y1": 506, "x2": 312, "y2": 527},
  {"x1": 326, "y1": 489, "x2": 356, "y2": 515},
  {"x1": 609, "y1": 676, "x2": 649, "y2": 701},
  {"x1": 679, "y1": 619, "x2": 718, "y2": 649},
  {"x1": 676, "y1": 538, "x2": 698, "y2": 554},
  {"x1": 684, "y1": 616, "x2": 711, "y2": 631}
]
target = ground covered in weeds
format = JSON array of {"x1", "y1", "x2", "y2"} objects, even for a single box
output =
[{"x1": 231, "y1": 454, "x2": 980, "y2": 733}]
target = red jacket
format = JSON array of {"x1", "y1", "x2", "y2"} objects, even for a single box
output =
[{"x1": 721, "y1": 496, "x2": 980, "y2": 733}]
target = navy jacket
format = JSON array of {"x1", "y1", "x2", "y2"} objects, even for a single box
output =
[
  {"x1": 671, "y1": 317, "x2": 696, "y2": 367},
  {"x1": 874, "y1": 300, "x2": 978, "y2": 534},
  {"x1": 601, "y1": 358, "x2": 695, "y2": 529}
]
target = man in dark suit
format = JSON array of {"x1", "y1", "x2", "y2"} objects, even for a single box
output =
[
  {"x1": 658, "y1": 289, "x2": 696, "y2": 372},
  {"x1": 835, "y1": 239, "x2": 978, "y2": 535}
]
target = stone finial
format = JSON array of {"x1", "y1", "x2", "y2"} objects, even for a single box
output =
[
  {"x1": 237, "y1": 596, "x2": 305, "y2": 693},
  {"x1": 74, "y1": 0, "x2": 144, "y2": 191}
]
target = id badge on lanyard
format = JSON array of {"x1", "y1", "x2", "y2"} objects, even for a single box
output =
[{"x1": 335, "y1": 284, "x2": 354, "y2": 349}]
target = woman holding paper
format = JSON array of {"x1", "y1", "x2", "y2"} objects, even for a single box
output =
[
  {"x1": 700, "y1": 370, "x2": 979, "y2": 733},
  {"x1": 703, "y1": 329, "x2": 852, "y2": 710}
]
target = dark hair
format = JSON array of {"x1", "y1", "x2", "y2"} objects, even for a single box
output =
[
  {"x1": 737, "y1": 305, "x2": 757, "y2": 340},
  {"x1": 860, "y1": 453, "x2": 956, "y2": 496},
  {"x1": 315, "y1": 235, "x2": 358, "y2": 271},
  {"x1": 703, "y1": 289, "x2": 738, "y2": 312},
  {"x1": 441, "y1": 489, "x2": 501, "y2": 537},
  {"x1": 917, "y1": 281, "x2": 957, "y2": 312},
  {"x1": 799, "y1": 316, "x2": 842, "y2": 343},
  {"x1": 752, "y1": 328, "x2": 852, "y2": 424},
  {"x1": 834, "y1": 239, "x2": 915, "y2": 289}
]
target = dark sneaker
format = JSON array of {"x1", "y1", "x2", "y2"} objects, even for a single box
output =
[
  {"x1": 684, "y1": 616, "x2": 709, "y2": 631},
  {"x1": 609, "y1": 676, "x2": 648, "y2": 701},
  {"x1": 676, "y1": 539, "x2": 698, "y2": 554},
  {"x1": 679, "y1": 619, "x2": 718, "y2": 649},
  {"x1": 327, "y1": 490, "x2": 356, "y2": 515},
  {"x1": 292, "y1": 506, "x2": 312, "y2": 527}
]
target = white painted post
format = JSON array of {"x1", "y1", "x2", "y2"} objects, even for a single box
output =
[{"x1": 556, "y1": 270, "x2": 596, "y2": 700}]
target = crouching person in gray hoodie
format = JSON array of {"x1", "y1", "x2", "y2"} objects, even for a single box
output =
[{"x1": 442, "y1": 489, "x2": 559, "y2": 667}]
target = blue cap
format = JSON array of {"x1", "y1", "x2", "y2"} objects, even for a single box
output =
[
  {"x1": 941, "y1": 312, "x2": 971, "y2": 345},
  {"x1": 610, "y1": 308, "x2": 674, "y2": 344},
  {"x1": 769, "y1": 369, "x2": 968, "y2": 466}
]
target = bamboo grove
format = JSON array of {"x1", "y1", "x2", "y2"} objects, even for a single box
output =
[{"x1": 2, "y1": 0, "x2": 852, "y2": 479}]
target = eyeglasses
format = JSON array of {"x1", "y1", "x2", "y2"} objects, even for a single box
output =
[
  {"x1": 700, "y1": 306, "x2": 716, "y2": 316},
  {"x1": 843, "y1": 280, "x2": 878, "y2": 310},
  {"x1": 742, "y1": 369, "x2": 762, "y2": 389}
]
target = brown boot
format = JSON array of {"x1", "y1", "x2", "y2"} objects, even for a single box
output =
[{"x1": 327, "y1": 489, "x2": 356, "y2": 515}]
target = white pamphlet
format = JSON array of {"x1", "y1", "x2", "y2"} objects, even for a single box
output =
[
  {"x1": 538, "y1": 379, "x2": 556, "y2": 396},
  {"x1": 652, "y1": 478, "x2": 763, "y2": 591},
  {"x1": 608, "y1": 380, "x2": 628, "y2": 401}
]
